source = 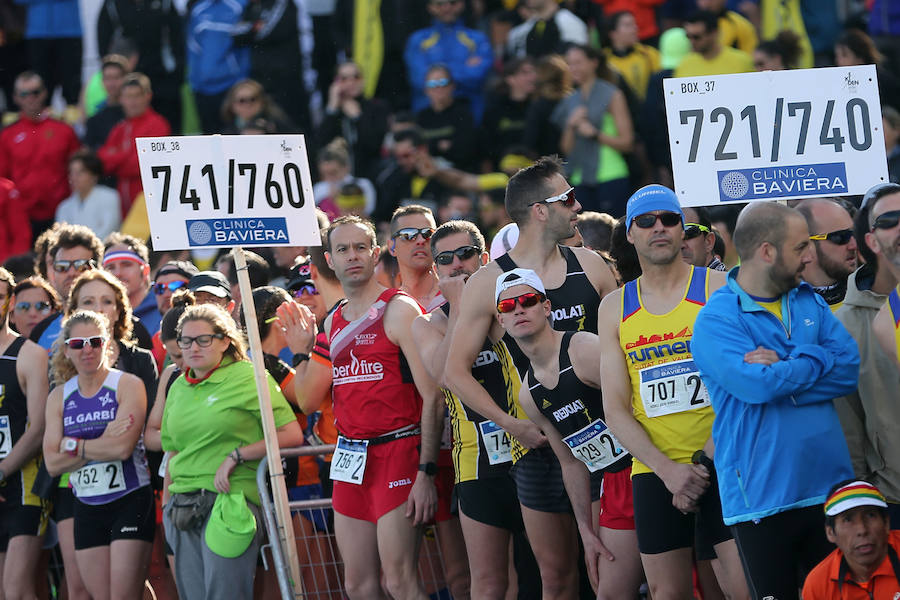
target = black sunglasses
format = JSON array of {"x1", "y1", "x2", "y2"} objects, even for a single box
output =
[
  {"x1": 153, "y1": 280, "x2": 187, "y2": 295},
  {"x1": 53, "y1": 259, "x2": 95, "y2": 273},
  {"x1": 434, "y1": 245, "x2": 479, "y2": 265},
  {"x1": 14, "y1": 301, "x2": 52, "y2": 313},
  {"x1": 633, "y1": 212, "x2": 682, "y2": 229},
  {"x1": 683, "y1": 223, "x2": 710, "y2": 240},
  {"x1": 872, "y1": 210, "x2": 900, "y2": 231},
  {"x1": 392, "y1": 227, "x2": 435, "y2": 242},
  {"x1": 809, "y1": 229, "x2": 854, "y2": 245},
  {"x1": 64, "y1": 336, "x2": 106, "y2": 350}
]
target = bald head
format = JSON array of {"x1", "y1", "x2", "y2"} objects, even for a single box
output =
[
  {"x1": 795, "y1": 198, "x2": 851, "y2": 234},
  {"x1": 733, "y1": 202, "x2": 804, "y2": 262}
]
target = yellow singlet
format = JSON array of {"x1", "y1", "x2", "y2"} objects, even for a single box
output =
[{"x1": 618, "y1": 266, "x2": 716, "y2": 476}]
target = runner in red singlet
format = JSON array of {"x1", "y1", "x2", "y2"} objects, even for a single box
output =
[{"x1": 319, "y1": 216, "x2": 441, "y2": 600}]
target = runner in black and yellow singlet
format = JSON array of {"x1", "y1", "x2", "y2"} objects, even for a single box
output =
[
  {"x1": 597, "y1": 185, "x2": 748, "y2": 599},
  {"x1": 0, "y1": 268, "x2": 52, "y2": 598}
]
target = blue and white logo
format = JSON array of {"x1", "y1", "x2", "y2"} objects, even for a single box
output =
[
  {"x1": 717, "y1": 163, "x2": 848, "y2": 202},
  {"x1": 185, "y1": 217, "x2": 290, "y2": 247}
]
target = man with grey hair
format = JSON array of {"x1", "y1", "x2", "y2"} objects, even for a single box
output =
[
  {"x1": 795, "y1": 198, "x2": 859, "y2": 311},
  {"x1": 693, "y1": 201, "x2": 860, "y2": 599},
  {"x1": 835, "y1": 182, "x2": 900, "y2": 527},
  {"x1": 575, "y1": 211, "x2": 616, "y2": 252}
]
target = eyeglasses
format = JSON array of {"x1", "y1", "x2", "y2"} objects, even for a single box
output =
[
  {"x1": 392, "y1": 227, "x2": 435, "y2": 242},
  {"x1": 425, "y1": 78, "x2": 451, "y2": 89},
  {"x1": 16, "y1": 88, "x2": 42, "y2": 98},
  {"x1": 683, "y1": 223, "x2": 711, "y2": 240},
  {"x1": 15, "y1": 301, "x2": 52, "y2": 313},
  {"x1": 809, "y1": 229, "x2": 854, "y2": 245},
  {"x1": 632, "y1": 212, "x2": 682, "y2": 229},
  {"x1": 529, "y1": 187, "x2": 576, "y2": 208},
  {"x1": 872, "y1": 210, "x2": 900, "y2": 231},
  {"x1": 53, "y1": 259, "x2": 95, "y2": 273},
  {"x1": 176, "y1": 333, "x2": 225, "y2": 349},
  {"x1": 497, "y1": 292, "x2": 545, "y2": 314},
  {"x1": 64, "y1": 336, "x2": 106, "y2": 350},
  {"x1": 292, "y1": 285, "x2": 319, "y2": 298},
  {"x1": 235, "y1": 96, "x2": 260, "y2": 104},
  {"x1": 434, "y1": 245, "x2": 480, "y2": 265},
  {"x1": 153, "y1": 280, "x2": 187, "y2": 295}
]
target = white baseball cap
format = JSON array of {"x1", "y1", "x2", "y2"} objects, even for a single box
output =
[{"x1": 495, "y1": 268, "x2": 546, "y2": 304}]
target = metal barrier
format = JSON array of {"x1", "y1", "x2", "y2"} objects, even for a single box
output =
[{"x1": 257, "y1": 446, "x2": 452, "y2": 600}]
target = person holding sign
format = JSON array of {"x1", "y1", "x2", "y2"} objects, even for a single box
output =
[
  {"x1": 43, "y1": 310, "x2": 153, "y2": 600},
  {"x1": 322, "y1": 215, "x2": 440, "y2": 600},
  {"x1": 0, "y1": 268, "x2": 51, "y2": 600},
  {"x1": 160, "y1": 303, "x2": 302, "y2": 600},
  {"x1": 692, "y1": 201, "x2": 860, "y2": 599},
  {"x1": 496, "y1": 268, "x2": 644, "y2": 598},
  {"x1": 596, "y1": 185, "x2": 748, "y2": 599}
]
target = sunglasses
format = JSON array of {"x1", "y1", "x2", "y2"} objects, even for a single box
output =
[
  {"x1": 292, "y1": 284, "x2": 319, "y2": 298},
  {"x1": 633, "y1": 212, "x2": 682, "y2": 229},
  {"x1": 53, "y1": 259, "x2": 95, "y2": 273},
  {"x1": 809, "y1": 229, "x2": 854, "y2": 245},
  {"x1": 530, "y1": 187, "x2": 577, "y2": 208},
  {"x1": 16, "y1": 88, "x2": 42, "y2": 98},
  {"x1": 176, "y1": 333, "x2": 225, "y2": 349},
  {"x1": 235, "y1": 96, "x2": 260, "y2": 104},
  {"x1": 435, "y1": 245, "x2": 479, "y2": 266},
  {"x1": 65, "y1": 336, "x2": 106, "y2": 350},
  {"x1": 872, "y1": 210, "x2": 900, "y2": 231},
  {"x1": 153, "y1": 280, "x2": 187, "y2": 295},
  {"x1": 15, "y1": 301, "x2": 52, "y2": 313},
  {"x1": 683, "y1": 223, "x2": 710, "y2": 240},
  {"x1": 497, "y1": 292, "x2": 545, "y2": 314},
  {"x1": 392, "y1": 227, "x2": 435, "y2": 242},
  {"x1": 425, "y1": 78, "x2": 451, "y2": 89}
]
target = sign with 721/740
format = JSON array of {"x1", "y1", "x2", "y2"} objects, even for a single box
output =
[
  {"x1": 136, "y1": 135, "x2": 321, "y2": 251},
  {"x1": 664, "y1": 66, "x2": 888, "y2": 206}
]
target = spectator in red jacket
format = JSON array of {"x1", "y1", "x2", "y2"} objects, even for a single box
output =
[
  {"x1": 98, "y1": 72, "x2": 171, "y2": 217},
  {"x1": 0, "y1": 178, "x2": 31, "y2": 263},
  {"x1": 0, "y1": 71, "x2": 80, "y2": 241}
]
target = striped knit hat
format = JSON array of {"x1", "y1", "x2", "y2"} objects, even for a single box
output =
[{"x1": 824, "y1": 481, "x2": 888, "y2": 517}]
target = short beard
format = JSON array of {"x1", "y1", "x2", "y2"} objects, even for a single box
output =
[{"x1": 817, "y1": 249, "x2": 855, "y2": 282}]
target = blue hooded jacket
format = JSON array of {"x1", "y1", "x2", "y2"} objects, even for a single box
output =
[
  {"x1": 692, "y1": 268, "x2": 859, "y2": 525},
  {"x1": 187, "y1": 0, "x2": 251, "y2": 95}
]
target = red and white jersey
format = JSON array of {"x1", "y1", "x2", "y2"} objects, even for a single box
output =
[{"x1": 329, "y1": 289, "x2": 423, "y2": 439}]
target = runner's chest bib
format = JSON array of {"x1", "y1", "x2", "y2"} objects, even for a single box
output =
[
  {"x1": 527, "y1": 332, "x2": 629, "y2": 473},
  {"x1": 618, "y1": 266, "x2": 716, "y2": 476},
  {"x1": 0, "y1": 338, "x2": 28, "y2": 459},
  {"x1": 329, "y1": 289, "x2": 422, "y2": 440},
  {"x1": 62, "y1": 369, "x2": 150, "y2": 504}
]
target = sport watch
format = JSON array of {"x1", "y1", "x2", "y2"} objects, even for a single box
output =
[
  {"x1": 692, "y1": 449, "x2": 714, "y2": 472},
  {"x1": 418, "y1": 462, "x2": 437, "y2": 476},
  {"x1": 63, "y1": 437, "x2": 79, "y2": 457}
]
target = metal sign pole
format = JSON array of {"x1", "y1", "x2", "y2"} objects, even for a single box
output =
[{"x1": 235, "y1": 248, "x2": 305, "y2": 598}]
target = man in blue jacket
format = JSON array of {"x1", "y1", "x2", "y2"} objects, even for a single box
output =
[
  {"x1": 693, "y1": 201, "x2": 860, "y2": 600},
  {"x1": 403, "y1": 0, "x2": 492, "y2": 122}
]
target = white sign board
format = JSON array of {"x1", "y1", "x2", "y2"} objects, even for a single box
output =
[
  {"x1": 664, "y1": 66, "x2": 888, "y2": 206},
  {"x1": 136, "y1": 135, "x2": 320, "y2": 250}
]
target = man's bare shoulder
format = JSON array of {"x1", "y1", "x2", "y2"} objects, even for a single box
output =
[{"x1": 414, "y1": 309, "x2": 448, "y2": 336}]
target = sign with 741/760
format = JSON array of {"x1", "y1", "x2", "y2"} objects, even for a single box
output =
[
  {"x1": 664, "y1": 65, "x2": 888, "y2": 207},
  {"x1": 136, "y1": 135, "x2": 321, "y2": 251}
]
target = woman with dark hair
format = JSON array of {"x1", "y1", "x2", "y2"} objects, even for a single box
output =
[
  {"x1": 161, "y1": 303, "x2": 302, "y2": 599},
  {"x1": 523, "y1": 54, "x2": 572, "y2": 157},
  {"x1": 754, "y1": 30, "x2": 803, "y2": 70},
  {"x1": 836, "y1": 28, "x2": 900, "y2": 111},
  {"x1": 44, "y1": 310, "x2": 153, "y2": 600},
  {"x1": 553, "y1": 44, "x2": 634, "y2": 216},
  {"x1": 220, "y1": 79, "x2": 294, "y2": 134},
  {"x1": 10, "y1": 276, "x2": 60, "y2": 340},
  {"x1": 55, "y1": 150, "x2": 121, "y2": 239},
  {"x1": 604, "y1": 11, "x2": 660, "y2": 101},
  {"x1": 481, "y1": 58, "x2": 536, "y2": 168},
  {"x1": 415, "y1": 64, "x2": 478, "y2": 169}
]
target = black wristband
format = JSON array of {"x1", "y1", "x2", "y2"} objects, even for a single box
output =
[
  {"x1": 418, "y1": 462, "x2": 437, "y2": 476},
  {"x1": 291, "y1": 353, "x2": 310, "y2": 367}
]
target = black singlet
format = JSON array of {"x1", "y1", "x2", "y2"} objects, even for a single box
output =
[{"x1": 0, "y1": 337, "x2": 29, "y2": 449}]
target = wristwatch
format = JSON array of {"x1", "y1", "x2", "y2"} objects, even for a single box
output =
[
  {"x1": 291, "y1": 353, "x2": 310, "y2": 367},
  {"x1": 418, "y1": 462, "x2": 437, "y2": 476},
  {"x1": 692, "y1": 449, "x2": 714, "y2": 471},
  {"x1": 63, "y1": 437, "x2": 79, "y2": 457}
]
